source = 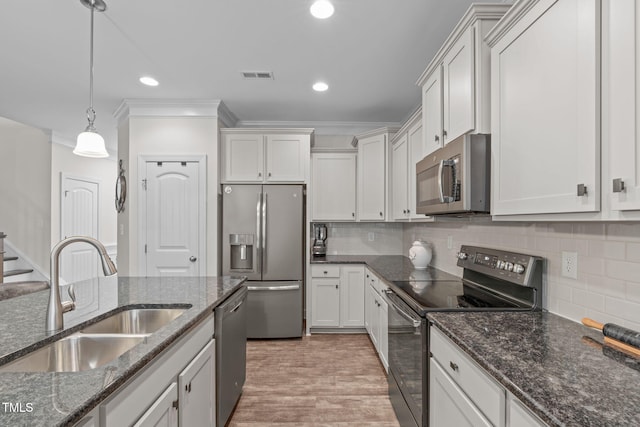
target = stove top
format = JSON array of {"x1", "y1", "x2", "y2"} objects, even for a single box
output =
[{"x1": 388, "y1": 246, "x2": 544, "y2": 316}]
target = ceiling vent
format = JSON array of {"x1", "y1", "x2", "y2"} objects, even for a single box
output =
[{"x1": 241, "y1": 71, "x2": 274, "y2": 80}]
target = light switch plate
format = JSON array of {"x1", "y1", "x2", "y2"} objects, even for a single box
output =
[{"x1": 561, "y1": 251, "x2": 578, "y2": 279}]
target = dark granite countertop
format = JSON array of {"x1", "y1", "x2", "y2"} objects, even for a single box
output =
[
  {"x1": 0, "y1": 275, "x2": 245, "y2": 427},
  {"x1": 311, "y1": 254, "x2": 460, "y2": 283},
  {"x1": 428, "y1": 311, "x2": 640, "y2": 427}
]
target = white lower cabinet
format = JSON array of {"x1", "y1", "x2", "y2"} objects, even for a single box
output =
[
  {"x1": 100, "y1": 316, "x2": 216, "y2": 426},
  {"x1": 310, "y1": 265, "x2": 364, "y2": 328},
  {"x1": 430, "y1": 326, "x2": 548, "y2": 427},
  {"x1": 134, "y1": 383, "x2": 179, "y2": 427},
  {"x1": 365, "y1": 269, "x2": 389, "y2": 371}
]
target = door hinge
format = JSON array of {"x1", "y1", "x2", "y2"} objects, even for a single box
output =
[
  {"x1": 64, "y1": 190, "x2": 69, "y2": 197},
  {"x1": 172, "y1": 399, "x2": 179, "y2": 409},
  {"x1": 142, "y1": 179, "x2": 147, "y2": 190},
  {"x1": 181, "y1": 161, "x2": 187, "y2": 166}
]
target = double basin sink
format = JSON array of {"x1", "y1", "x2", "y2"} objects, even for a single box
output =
[{"x1": 0, "y1": 307, "x2": 188, "y2": 373}]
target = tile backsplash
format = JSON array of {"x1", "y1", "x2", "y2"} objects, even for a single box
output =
[
  {"x1": 403, "y1": 220, "x2": 640, "y2": 330},
  {"x1": 314, "y1": 222, "x2": 404, "y2": 255}
]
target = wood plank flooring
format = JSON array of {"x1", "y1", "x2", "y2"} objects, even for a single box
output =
[{"x1": 228, "y1": 334, "x2": 400, "y2": 427}]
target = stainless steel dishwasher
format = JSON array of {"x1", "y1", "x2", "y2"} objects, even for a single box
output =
[{"x1": 215, "y1": 285, "x2": 247, "y2": 427}]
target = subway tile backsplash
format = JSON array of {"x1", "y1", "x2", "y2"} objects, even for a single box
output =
[
  {"x1": 314, "y1": 222, "x2": 404, "y2": 255},
  {"x1": 403, "y1": 221, "x2": 640, "y2": 330}
]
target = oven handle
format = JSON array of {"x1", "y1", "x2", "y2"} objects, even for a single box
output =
[{"x1": 382, "y1": 289, "x2": 422, "y2": 328}]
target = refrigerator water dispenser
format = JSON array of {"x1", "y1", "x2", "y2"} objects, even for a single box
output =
[{"x1": 229, "y1": 234, "x2": 254, "y2": 270}]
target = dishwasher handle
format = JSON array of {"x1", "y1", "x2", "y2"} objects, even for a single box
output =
[{"x1": 382, "y1": 289, "x2": 422, "y2": 328}]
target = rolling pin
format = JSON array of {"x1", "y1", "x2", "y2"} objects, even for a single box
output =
[{"x1": 582, "y1": 318, "x2": 640, "y2": 357}]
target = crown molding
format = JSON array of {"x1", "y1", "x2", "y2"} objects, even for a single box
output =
[
  {"x1": 355, "y1": 126, "x2": 401, "y2": 141},
  {"x1": 234, "y1": 120, "x2": 401, "y2": 136},
  {"x1": 485, "y1": 0, "x2": 542, "y2": 47},
  {"x1": 113, "y1": 99, "x2": 237, "y2": 127}
]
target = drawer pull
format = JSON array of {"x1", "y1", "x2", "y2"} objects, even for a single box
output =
[{"x1": 449, "y1": 361, "x2": 459, "y2": 372}]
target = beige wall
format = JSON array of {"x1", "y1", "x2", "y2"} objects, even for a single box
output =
[
  {"x1": 0, "y1": 118, "x2": 51, "y2": 271},
  {"x1": 50, "y1": 143, "x2": 117, "y2": 247},
  {"x1": 403, "y1": 220, "x2": 640, "y2": 330},
  {"x1": 118, "y1": 116, "x2": 219, "y2": 275}
]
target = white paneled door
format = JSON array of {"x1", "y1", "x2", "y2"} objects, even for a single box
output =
[
  {"x1": 143, "y1": 161, "x2": 202, "y2": 277},
  {"x1": 61, "y1": 175, "x2": 99, "y2": 284}
]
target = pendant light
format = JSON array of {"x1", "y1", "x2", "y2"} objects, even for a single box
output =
[{"x1": 74, "y1": 0, "x2": 109, "y2": 158}]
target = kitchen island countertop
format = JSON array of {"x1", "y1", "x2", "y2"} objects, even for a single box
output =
[
  {"x1": 428, "y1": 311, "x2": 640, "y2": 426},
  {"x1": 0, "y1": 275, "x2": 245, "y2": 426}
]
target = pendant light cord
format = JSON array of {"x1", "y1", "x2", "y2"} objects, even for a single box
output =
[{"x1": 87, "y1": 1, "x2": 96, "y2": 129}]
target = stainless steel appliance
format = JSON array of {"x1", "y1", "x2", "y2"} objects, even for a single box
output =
[
  {"x1": 222, "y1": 184, "x2": 304, "y2": 339},
  {"x1": 312, "y1": 223, "x2": 327, "y2": 256},
  {"x1": 215, "y1": 286, "x2": 247, "y2": 427},
  {"x1": 385, "y1": 246, "x2": 543, "y2": 427},
  {"x1": 416, "y1": 134, "x2": 490, "y2": 215}
]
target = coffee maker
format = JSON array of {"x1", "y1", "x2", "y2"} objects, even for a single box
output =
[{"x1": 312, "y1": 223, "x2": 328, "y2": 256}]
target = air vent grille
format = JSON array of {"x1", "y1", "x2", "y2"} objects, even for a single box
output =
[{"x1": 241, "y1": 71, "x2": 274, "y2": 80}]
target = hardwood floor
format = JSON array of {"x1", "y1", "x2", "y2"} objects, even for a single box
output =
[{"x1": 228, "y1": 334, "x2": 400, "y2": 427}]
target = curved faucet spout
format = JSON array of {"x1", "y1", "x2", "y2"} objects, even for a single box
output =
[{"x1": 46, "y1": 236, "x2": 117, "y2": 332}]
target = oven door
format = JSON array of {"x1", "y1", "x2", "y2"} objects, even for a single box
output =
[{"x1": 384, "y1": 290, "x2": 427, "y2": 427}]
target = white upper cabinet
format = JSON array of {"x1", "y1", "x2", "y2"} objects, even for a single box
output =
[
  {"x1": 604, "y1": 0, "x2": 640, "y2": 216},
  {"x1": 417, "y1": 4, "x2": 509, "y2": 155},
  {"x1": 391, "y1": 108, "x2": 428, "y2": 220},
  {"x1": 311, "y1": 152, "x2": 357, "y2": 221},
  {"x1": 422, "y1": 70, "x2": 443, "y2": 156},
  {"x1": 357, "y1": 128, "x2": 397, "y2": 221},
  {"x1": 221, "y1": 129, "x2": 312, "y2": 183},
  {"x1": 487, "y1": 0, "x2": 600, "y2": 216}
]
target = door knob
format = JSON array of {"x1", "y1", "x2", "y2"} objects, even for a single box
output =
[{"x1": 189, "y1": 256, "x2": 197, "y2": 262}]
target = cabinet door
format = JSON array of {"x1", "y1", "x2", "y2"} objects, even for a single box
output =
[
  {"x1": 311, "y1": 278, "x2": 340, "y2": 327},
  {"x1": 133, "y1": 383, "x2": 179, "y2": 427},
  {"x1": 443, "y1": 27, "x2": 475, "y2": 144},
  {"x1": 606, "y1": 0, "x2": 640, "y2": 211},
  {"x1": 408, "y1": 120, "x2": 425, "y2": 219},
  {"x1": 178, "y1": 339, "x2": 215, "y2": 427},
  {"x1": 358, "y1": 135, "x2": 387, "y2": 220},
  {"x1": 368, "y1": 285, "x2": 380, "y2": 349},
  {"x1": 311, "y1": 153, "x2": 357, "y2": 221},
  {"x1": 391, "y1": 134, "x2": 409, "y2": 220},
  {"x1": 491, "y1": 0, "x2": 600, "y2": 215},
  {"x1": 509, "y1": 397, "x2": 547, "y2": 427},
  {"x1": 340, "y1": 266, "x2": 365, "y2": 327},
  {"x1": 429, "y1": 359, "x2": 492, "y2": 427},
  {"x1": 223, "y1": 134, "x2": 264, "y2": 182},
  {"x1": 422, "y1": 69, "x2": 444, "y2": 156},
  {"x1": 265, "y1": 134, "x2": 306, "y2": 182},
  {"x1": 378, "y1": 290, "x2": 389, "y2": 372},
  {"x1": 364, "y1": 272, "x2": 373, "y2": 334}
]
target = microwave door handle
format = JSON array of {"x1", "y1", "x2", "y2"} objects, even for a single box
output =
[{"x1": 437, "y1": 160, "x2": 446, "y2": 203}]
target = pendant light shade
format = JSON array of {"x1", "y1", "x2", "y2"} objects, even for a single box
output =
[{"x1": 74, "y1": 0, "x2": 108, "y2": 158}]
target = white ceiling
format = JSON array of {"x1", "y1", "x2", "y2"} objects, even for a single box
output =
[{"x1": 0, "y1": 0, "x2": 504, "y2": 151}]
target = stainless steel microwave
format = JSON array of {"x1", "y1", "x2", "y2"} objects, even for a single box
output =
[{"x1": 416, "y1": 134, "x2": 490, "y2": 215}]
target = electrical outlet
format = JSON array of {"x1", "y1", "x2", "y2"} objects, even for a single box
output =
[
  {"x1": 447, "y1": 235, "x2": 453, "y2": 250},
  {"x1": 561, "y1": 251, "x2": 578, "y2": 279},
  {"x1": 368, "y1": 232, "x2": 375, "y2": 242}
]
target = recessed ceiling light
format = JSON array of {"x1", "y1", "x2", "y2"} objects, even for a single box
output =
[
  {"x1": 139, "y1": 76, "x2": 159, "y2": 87},
  {"x1": 310, "y1": 0, "x2": 334, "y2": 19},
  {"x1": 313, "y1": 82, "x2": 329, "y2": 92}
]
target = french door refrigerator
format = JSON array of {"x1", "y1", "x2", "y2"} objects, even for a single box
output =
[{"x1": 221, "y1": 184, "x2": 304, "y2": 338}]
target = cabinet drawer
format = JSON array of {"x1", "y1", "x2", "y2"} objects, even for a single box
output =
[
  {"x1": 311, "y1": 265, "x2": 341, "y2": 278},
  {"x1": 430, "y1": 327, "x2": 505, "y2": 427}
]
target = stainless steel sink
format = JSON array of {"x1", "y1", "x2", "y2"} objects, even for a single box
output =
[
  {"x1": 0, "y1": 333, "x2": 146, "y2": 372},
  {"x1": 80, "y1": 308, "x2": 187, "y2": 335}
]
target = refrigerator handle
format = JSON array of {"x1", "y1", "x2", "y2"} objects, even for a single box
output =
[
  {"x1": 262, "y1": 191, "x2": 267, "y2": 273},
  {"x1": 256, "y1": 192, "x2": 262, "y2": 274}
]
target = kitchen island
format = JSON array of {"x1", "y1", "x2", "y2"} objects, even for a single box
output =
[
  {"x1": 428, "y1": 311, "x2": 640, "y2": 426},
  {"x1": 0, "y1": 275, "x2": 245, "y2": 426}
]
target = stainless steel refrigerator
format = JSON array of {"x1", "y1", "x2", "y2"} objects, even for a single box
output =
[{"x1": 221, "y1": 184, "x2": 304, "y2": 338}]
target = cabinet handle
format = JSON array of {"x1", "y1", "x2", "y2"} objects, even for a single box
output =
[
  {"x1": 335, "y1": 284, "x2": 338, "y2": 289},
  {"x1": 613, "y1": 178, "x2": 625, "y2": 193},
  {"x1": 258, "y1": 172, "x2": 262, "y2": 178},
  {"x1": 443, "y1": 130, "x2": 448, "y2": 138},
  {"x1": 403, "y1": 209, "x2": 406, "y2": 214},
  {"x1": 379, "y1": 212, "x2": 383, "y2": 217},
  {"x1": 268, "y1": 172, "x2": 272, "y2": 177},
  {"x1": 323, "y1": 270, "x2": 328, "y2": 274},
  {"x1": 577, "y1": 184, "x2": 588, "y2": 197},
  {"x1": 407, "y1": 209, "x2": 410, "y2": 214},
  {"x1": 449, "y1": 361, "x2": 459, "y2": 372},
  {"x1": 435, "y1": 135, "x2": 439, "y2": 142},
  {"x1": 352, "y1": 212, "x2": 355, "y2": 218}
]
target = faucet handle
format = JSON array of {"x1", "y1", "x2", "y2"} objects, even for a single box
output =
[{"x1": 62, "y1": 285, "x2": 76, "y2": 313}]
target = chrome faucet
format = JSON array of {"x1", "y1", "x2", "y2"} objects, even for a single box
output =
[{"x1": 46, "y1": 236, "x2": 117, "y2": 332}]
